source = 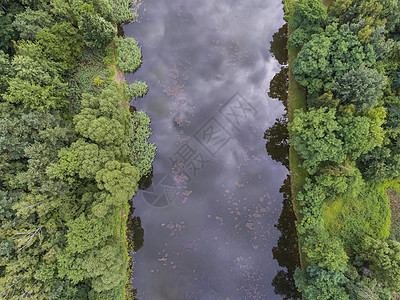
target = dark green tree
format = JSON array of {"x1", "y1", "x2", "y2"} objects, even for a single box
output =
[
  {"x1": 356, "y1": 236, "x2": 400, "y2": 293},
  {"x1": 333, "y1": 66, "x2": 387, "y2": 112},
  {"x1": 294, "y1": 265, "x2": 350, "y2": 300},
  {"x1": 79, "y1": 12, "x2": 115, "y2": 49},
  {"x1": 13, "y1": 8, "x2": 53, "y2": 40}
]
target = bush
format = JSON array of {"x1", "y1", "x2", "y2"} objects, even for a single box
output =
[
  {"x1": 112, "y1": 0, "x2": 140, "y2": 24},
  {"x1": 129, "y1": 111, "x2": 156, "y2": 178},
  {"x1": 126, "y1": 81, "x2": 148, "y2": 100},
  {"x1": 294, "y1": 264, "x2": 350, "y2": 300},
  {"x1": 115, "y1": 37, "x2": 142, "y2": 74}
]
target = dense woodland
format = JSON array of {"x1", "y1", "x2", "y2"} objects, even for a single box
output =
[
  {"x1": 285, "y1": 0, "x2": 400, "y2": 298},
  {"x1": 0, "y1": 0, "x2": 154, "y2": 299}
]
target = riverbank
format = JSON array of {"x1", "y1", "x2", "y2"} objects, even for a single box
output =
[
  {"x1": 283, "y1": 0, "x2": 307, "y2": 270},
  {"x1": 285, "y1": 0, "x2": 400, "y2": 298}
]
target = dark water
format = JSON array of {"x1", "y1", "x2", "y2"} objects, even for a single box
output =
[{"x1": 124, "y1": 1, "x2": 300, "y2": 299}]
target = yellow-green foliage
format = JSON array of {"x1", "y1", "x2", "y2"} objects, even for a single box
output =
[{"x1": 324, "y1": 182, "x2": 391, "y2": 248}]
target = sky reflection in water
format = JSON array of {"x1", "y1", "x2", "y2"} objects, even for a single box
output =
[{"x1": 124, "y1": 0, "x2": 288, "y2": 298}]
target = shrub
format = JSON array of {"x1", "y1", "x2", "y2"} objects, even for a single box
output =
[
  {"x1": 115, "y1": 37, "x2": 142, "y2": 74},
  {"x1": 126, "y1": 81, "x2": 148, "y2": 100}
]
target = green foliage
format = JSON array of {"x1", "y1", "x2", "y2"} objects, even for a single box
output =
[
  {"x1": 333, "y1": 66, "x2": 387, "y2": 112},
  {"x1": 129, "y1": 111, "x2": 156, "y2": 178},
  {"x1": 89, "y1": 281, "x2": 124, "y2": 299},
  {"x1": 289, "y1": 0, "x2": 327, "y2": 47},
  {"x1": 337, "y1": 114, "x2": 379, "y2": 160},
  {"x1": 289, "y1": 107, "x2": 345, "y2": 174},
  {"x1": 47, "y1": 139, "x2": 123, "y2": 182},
  {"x1": 296, "y1": 179, "x2": 349, "y2": 271},
  {"x1": 64, "y1": 213, "x2": 114, "y2": 254},
  {"x1": 95, "y1": 160, "x2": 140, "y2": 206},
  {"x1": 294, "y1": 265, "x2": 350, "y2": 300},
  {"x1": 293, "y1": 23, "x2": 376, "y2": 95},
  {"x1": 356, "y1": 0, "x2": 386, "y2": 43},
  {"x1": 356, "y1": 236, "x2": 400, "y2": 293},
  {"x1": 316, "y1": 166, "x2": 364, "y2": 201},
  {"x1": 370, "y1": 26, "x2": 396, "y2": 62},
  {"x1": 0, "y1": 0, "x2": 148, "y2": 297},
  {"x1": 68, "y1": 49, "x2": 110, "y2": 106},
  {"x1": 126, "y1": 81, "x2": 148, "y2": 99},
  {"x1": 3, "y1": 77, "x2": 67, "y2": 112},
  {"x1": 79, "y1": 12, "x2": 116, "y2": 49},
  {"x1": 58, "y1": 238, "x2": 127, "y2": 292},
  {"x1": 358, "y1": 146, "x2": 400, "y2": 181},
  {"x1": 0, "y1": 51, "x2": 11, "y2": 96},
  {"x1": 0, "y1": 3, "x2": 22, "y2": 55},
  {"x1": 111, "y1": 0, "x2": 140, "y2": 24},
  {"x1": 381, "y1": 0, "x2": 400, "y2": 32},
  {"x1": 345, "y1": 265, "x2": 392, "y2": 300},
  {"x1": 36, "y1": 22, "x2": 84, "y2": 72},
  {"x1": 50, "y1": 0, "x2": 113, "y2": 24},
  {"x1": 11, "y1": 54, "x2": 63, "y2": 86},
  {"x1": 292, "y1": 33, "x2": 331, "y2": 94},
  {"x1": 0, "y1": 191, "x2": 19, "y2": 222},
  {"x1": 290, "y1": 0, "x2": 327, "y2": 30},
  {"x1": 324, "y1": 181, "x2": 391, "y2": 247},
  {"x1": 308, "y1": 92, "x2": 340, "y2": 109},
  {"x1": 115, "y1": 37, "x2": 142, "y2": 74},
  {"x1": 289, "y1": 0, "x2": 400, "y2": 297},
  {"x1": 385, "y1": 104, "x2": 400, "y2": 141},
  {"x1": 329, "y1": 0, "x2": 355, "y2": 17},
  {"x1": 13, "y1": 8, "x2": 53, "y2": 40},
  {"x1": 73, "y1": 90, "x2": 125, "y2": 146}
]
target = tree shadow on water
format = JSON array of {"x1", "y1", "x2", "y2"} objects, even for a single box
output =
[{"x1": 265, "y1": 21, "x2": 301, "y2": 300}]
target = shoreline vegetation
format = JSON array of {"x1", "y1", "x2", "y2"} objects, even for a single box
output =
[
  {"x1": 284, "y1": 0, "x2": 400, "y2": 298},
  {"x1": 0, "y1": 0, "x2": 154, "y2": 299}
]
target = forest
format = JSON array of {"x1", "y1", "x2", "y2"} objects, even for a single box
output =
[
  {"x1": 0, "y1": 0, "x2": 154, "y2": 299},
  {"x1": 284, "y1": 0, "x2": 400, "y2": 298}
]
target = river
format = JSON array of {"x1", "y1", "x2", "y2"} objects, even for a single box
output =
[{"x1": 123, "y1": 0, "x2": 299, "y2": 299}]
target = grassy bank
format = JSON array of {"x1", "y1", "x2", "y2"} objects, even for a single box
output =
[
  {"x1": 283, "y1": 0, "x2": 308, "y2": 269},
  {"x1": 284, "y1": 0, "x2": 400, "y2": 298}
]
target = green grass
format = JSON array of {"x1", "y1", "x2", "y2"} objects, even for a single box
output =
[
  {"x1": 323, "y1": 183, "x2": 391, "y2": 253},
  {"x1": 323, "y1": 197, "x2": 345, "y2": 232},
  {"x1": 285, "y1": 7, "x2": 308, "y2": 269}
]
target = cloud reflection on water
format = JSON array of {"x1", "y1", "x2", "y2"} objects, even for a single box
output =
[{"x1": 124, "y1": 0, "x2": 287, "y2": 298}]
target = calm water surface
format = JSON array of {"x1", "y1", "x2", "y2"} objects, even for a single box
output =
[{"x1": 124, "y1": 1, "x2": 299, "y2": 299}]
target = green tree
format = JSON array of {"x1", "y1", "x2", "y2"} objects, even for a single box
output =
[
  {"x1": 79, "y1": 12, "x2": 115, "y2": 49},
  {"x1": 0, "y1": 3, "x2": 22, "y2": 55},
  {"x1": 333, "y1": 66, "x2": 387, "y2": 112},
  {"x1": 73, "y1": 90, "x2": 125, "y2": 146},
  {"x1": 47, "y1": 139, "x2": 123, "y2": 182},
  {"x1": 95, "y1": 160, "x2": 140, "y2": 207},
  {"x1": 63, "y1": 213, "x2": 114, "y2": 255},
  {"x1": 293, "y1": 23, "x2": 376, "y2": 95},
  {"x1": 294, "y1": 265, "x2": 350, "y2": 300},
  {"x1": 337, "y1": 115, "x2": 378, "y2": 160},
  {"x1": 292, "y1": 34, "x2": 331, "y2": 94},
  {"x1": 356, "y1": 236, "x2": 400, "y2": 293},
  {"x1": 36, "y1": 22, "x2": 84, "y2": 72},
  {"x1": 13, "y1": 8, "x2": 53, "y2": 40},
  {"x1": 0, "y1": 51, "x2": 11, "y2": 96},
  {"x1": 290, "y1": 0, "x2": 327, "y2": 30},
  {"x1": 2, "y1": 77, "x2": 67, "y2": 111},
  {"x1": 111, "y1": 0, "x2": 140, "y2": 24},
  {"x1": 345, "y1": 265, "x2": 392, "y2": 300},
  {"x1": 289, "y1": 108, "x2": 345, "y2": 174}
]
